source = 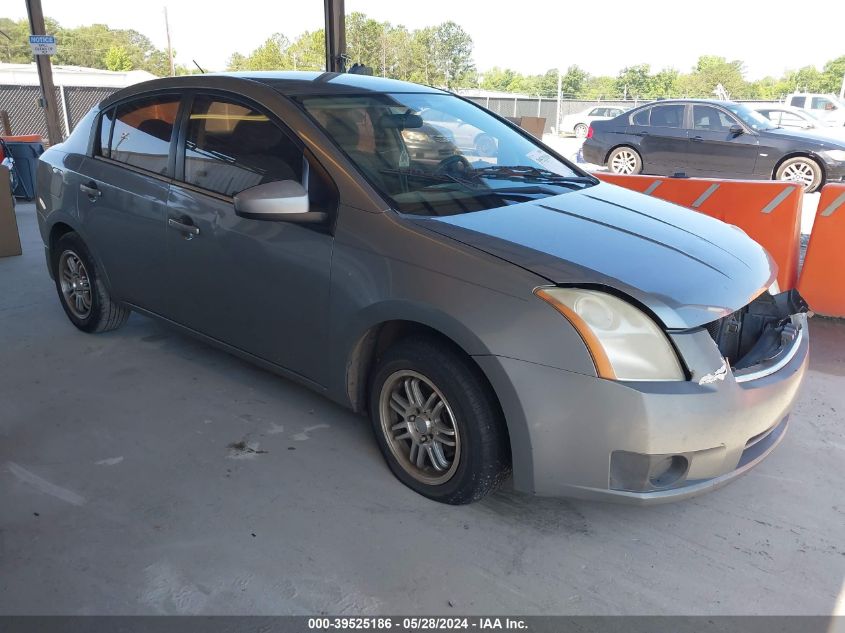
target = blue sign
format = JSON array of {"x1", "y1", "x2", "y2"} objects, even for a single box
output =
[{"x1": 29, "y1": 35, "x2": 56, "y2": 55}]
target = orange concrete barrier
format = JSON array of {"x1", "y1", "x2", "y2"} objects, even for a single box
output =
[
  {"x1": 797, "y1": 183, "x2": 845, "y2": 317},
  {"x1": 595, "y1": 173, "x2": 803, "y2": 290}
]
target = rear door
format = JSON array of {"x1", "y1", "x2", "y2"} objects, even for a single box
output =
[
  {"x1": 75, "y1": 93, "x2": 180, "y2": 313},
  {"x1": 686, "y1": 104, "x2": 759, "y2": 176},
  {"x1": 632, "y1": 104, "x2": 690, "y2": 174},
  {"x1": 165, "y1": 91, "x2": 335, "y2": 383}
]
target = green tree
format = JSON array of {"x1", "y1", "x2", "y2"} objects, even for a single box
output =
[
  {"x1": 786, "y1": 66, "x2": 825, "y2": 93},
  {"x1": 615, "y1": 64, "x2": 654, "y2": 99},
  {"x1": 560, "y1": 65, "x2": 587, "y2": 97},
  {"x1": 104, "y1": 45, "x2": 132, "y2": 71},
  {"x1": 650, "y1": 68, "x2": 679, "y2": 98},
  {"x1": 582, "y1": 75, "x2": 618, "y2": 99},
  {"x1": 479, "y1": 67, "x2": 517, "y2": 92},
  {"x1": 686, "y1": 55, "x2": 746, "y2": 98},
  {"x1": 287, "y1": 29, "x2": 325, "y2": 71},
  {"x1": 821, "y1": 56, "x2": 845, "y2": 94},
  {"x1": 346, "y1": 12, "x2": 385, "y2": 71},
  {"x1": 430, "y1": 21, "x2": 474, "y2": 89}
]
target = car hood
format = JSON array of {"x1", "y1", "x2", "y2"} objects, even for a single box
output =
[{"x1": 414, "y1": 182, "x2": 776, "y2": 329}]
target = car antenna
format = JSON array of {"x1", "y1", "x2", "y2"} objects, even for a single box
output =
[{"x1": 192, "y1": 59, "x2": 206, "y2": 74}]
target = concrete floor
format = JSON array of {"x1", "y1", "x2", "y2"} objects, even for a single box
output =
[{"x1": 1, "y1": 203, "x2": 843, "y2": 616}]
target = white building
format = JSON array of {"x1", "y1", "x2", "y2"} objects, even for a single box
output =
[{"x1": 0, "y1": 62, "x2": 157, "y2": 88}]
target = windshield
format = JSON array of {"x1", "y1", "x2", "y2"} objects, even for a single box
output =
[
  {"x1": 722, "y1": 102, "x2": 777, "y2": 131},
  {"x1": 297, "y1": 93, "x2": 594, "y2": 216}
]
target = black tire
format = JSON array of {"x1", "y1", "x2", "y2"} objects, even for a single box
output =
[
  {"x1": 368, "y1": 335, "x2": 511, "y2": 504},
  {"x1": 775, "y1": 156, "x2": 823, "y2": 193},
  {"x1": 574, "y1": 123, "x2": 588, "y2": 138},
  {"x1": 607, "y1": 146, "x2": 643, "y2": 175},
  {"x1": 52, "y1": 232, "x2": 130, "y2": 333}
]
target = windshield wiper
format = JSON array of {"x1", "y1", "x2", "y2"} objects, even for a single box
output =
[{"x1": 473, "y1": 165, "x2": 597, "y2": 186}]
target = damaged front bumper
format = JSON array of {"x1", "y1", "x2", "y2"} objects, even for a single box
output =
[{"x1": 475, "y1": 291, "x2": 810, "y2": 503}]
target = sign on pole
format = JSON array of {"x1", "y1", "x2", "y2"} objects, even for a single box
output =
[{"x1": 29, "y1": 34, "x2": 56, "y2": 56}]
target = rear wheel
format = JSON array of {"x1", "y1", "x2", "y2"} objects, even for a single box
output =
[
  {"x1": 574, "y1": 123, "x2": 589, "y2": 138},
  {"x1": 369, "y1": 336, "x2": 510, "y2": 504},
  {"x1": 607, "y1": 146, "x2": 642, "y2": 175},
  {"x1": 775, "y1": 156, "x2": 823, "y2": 193},
  {"x1": 52, "y1": 232, "x2": 130, "y2": 333}
]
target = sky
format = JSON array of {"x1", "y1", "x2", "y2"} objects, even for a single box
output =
[{"x1": 7, "y1": 0, "x2": 845, "y2": 79}]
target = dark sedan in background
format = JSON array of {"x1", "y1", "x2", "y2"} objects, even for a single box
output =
[{"x1": 582, "y1": 99, "x2": 845, "y2": 192}]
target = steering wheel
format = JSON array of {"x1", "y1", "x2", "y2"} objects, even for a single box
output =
[{"x1": 434, "y1": 154, "x2": 472, "y2": 177}]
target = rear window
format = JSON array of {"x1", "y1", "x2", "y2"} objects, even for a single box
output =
[
  {"x1": 631, "y1": 108, "x2": 649, "y2": 125},
  {"x1": 100, "y1": 94, "x2": 180, "y2": 175}
]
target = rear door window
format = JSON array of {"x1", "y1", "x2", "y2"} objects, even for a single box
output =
[
  {"x1": 182, "y1": 94, "x2": 303, "y2": 197},
  {"x1": 108, "y1": 94, "x2": 180, "y2": 175},
  {"x1": 649, "y1": 104, "x2": 684, "y2": 128},
  {"x1": 790, "y1": 96, "x2": 806, "y2": 108}
]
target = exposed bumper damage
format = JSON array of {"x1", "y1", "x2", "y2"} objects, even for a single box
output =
[{"x1": 477, "y1": 290, "x2": 810, "y2": 503}]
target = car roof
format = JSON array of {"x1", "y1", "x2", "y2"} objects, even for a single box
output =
[
  {"x1": 629, "y1": 99, "x2": 741, "y2": 108},
  {"x1": 103, "y1": 71, "x2": 447, "y2": 107}
]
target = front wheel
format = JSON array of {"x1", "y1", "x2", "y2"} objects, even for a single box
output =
[
  {"x1": 775, "y1": 157, "x2": 823, "y2": 193},
  {"x1": 369, "y1": 336, "x2": 510, "y2": 504},
  {"x1": 607, "y1": 146, "x2": 642, "y2": 174}
]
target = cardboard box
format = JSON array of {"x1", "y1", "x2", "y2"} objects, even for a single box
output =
[{"x1": 0, "y1": 165, "x2": 22, "y2": 258}]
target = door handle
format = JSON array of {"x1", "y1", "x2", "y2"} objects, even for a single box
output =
[
  {"x1": 79, "y1": 182, "x2": 101, "y2": 198},
  {"x1": 168, "y1": 218, "x2": 200, "y2": 238},
  {"x1": 691, "y1": 136, "x2": 704, "y2": 142},
  {"x1": 634, "y1": 131, "x2": 649, "y2": 137}
]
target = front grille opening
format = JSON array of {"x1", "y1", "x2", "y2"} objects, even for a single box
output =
[{"x1": 704, "y1": 289, "x2": 808, "y2": 371}]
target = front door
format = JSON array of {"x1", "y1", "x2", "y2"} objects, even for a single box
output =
[
  {"x1": 165, "y1": 93, "x2": 334, "y2": 384},
  {"x1": 686, "y1": 104, "x2": 760, "y2": 177}
]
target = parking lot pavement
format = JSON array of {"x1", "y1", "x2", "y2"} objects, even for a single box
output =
[{"x1": 1, "y1": 203, "x2": 843, "y2": 616}]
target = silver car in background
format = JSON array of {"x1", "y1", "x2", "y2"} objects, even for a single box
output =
[{"x1": 36, "y1": 72, "x2": 808, "y2": 504}]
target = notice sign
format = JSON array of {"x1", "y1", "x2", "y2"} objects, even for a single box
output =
[{"x1": 29, "y1": 35, "x2": 56, "y2": 55}]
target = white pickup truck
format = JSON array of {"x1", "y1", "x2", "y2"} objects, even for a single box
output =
[{"x1": 786, "y1": 93, "x2": 845, "y2": 126}]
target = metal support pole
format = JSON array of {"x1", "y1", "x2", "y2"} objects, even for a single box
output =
[
  {"x1": 555, "y1": 69, "x2": 562, "y2": 135},
  {"x1": 25, "y1": 0, "x2": 62, "y2": 145},
  {"x1": 58, "y1": 84, "x2": 70, "y2": 136},
  {"x1": 324, "y1": 0, "x2": 346, "y2": 73}
]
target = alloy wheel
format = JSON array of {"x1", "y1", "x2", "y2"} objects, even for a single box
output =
[
  {"x1": 780, "y1": 160, "x2": 816, "y2": 190},
  {"x1": 59, "y1": 250, "x2": 92, "y2": 320},
  {"x1": 611, "y1": 149, "x2": 638, "y2": 174},
  {"x1": 379, "y1": 370, "x2": 461, "y2": 485}
]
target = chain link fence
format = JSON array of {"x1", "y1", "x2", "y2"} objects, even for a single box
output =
[{"x1": 0, "y1": 84, "x2": 117, "y2": 141}]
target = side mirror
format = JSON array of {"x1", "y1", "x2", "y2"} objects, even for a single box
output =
[
  {"x1": 234, "y1": 180, "x2": 327, "y2": 223},
  {"x1": 729, "y1": 124, "x2": 744, "y2": 137}
]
